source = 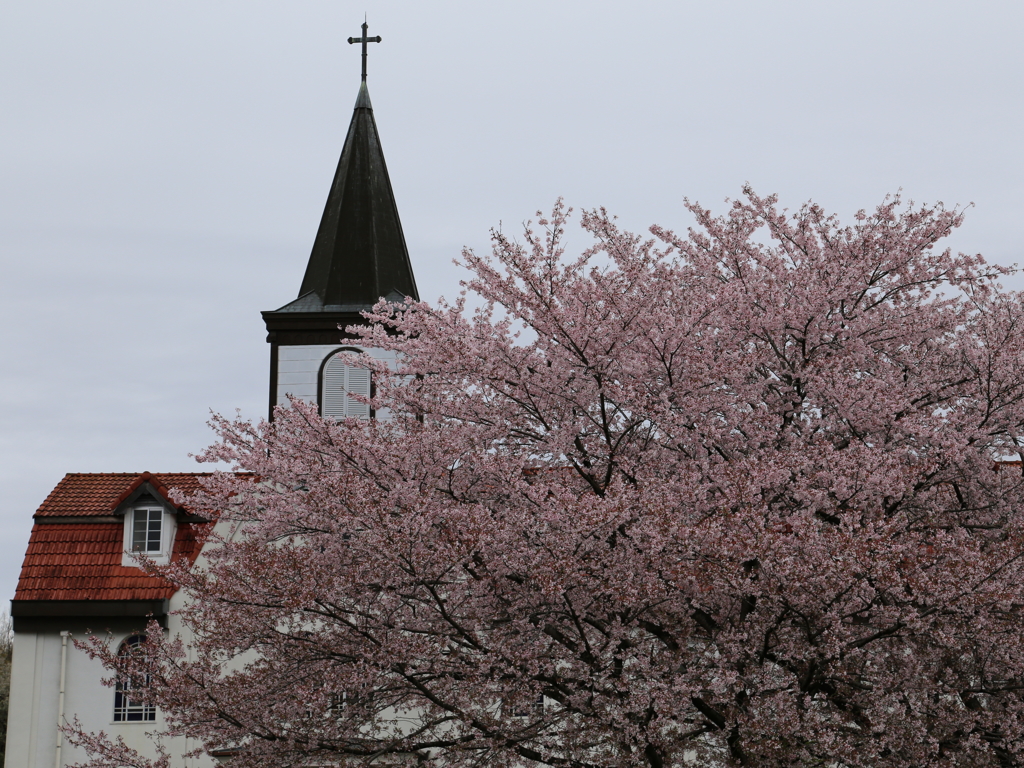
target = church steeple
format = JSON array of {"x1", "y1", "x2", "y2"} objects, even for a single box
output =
[
  {"x1": 263, "y1": 22, "x2": 418, "y2": 419},
  {"x1": 275, "y1": 21, "x2": 417, "y2": 312},
  {"x1": 296, "y1": 77, "x2": 418, "y2": 308}
]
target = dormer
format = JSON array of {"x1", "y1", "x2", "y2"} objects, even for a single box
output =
[{"x1": 113, "y1": 478, "x2": 181, "y2": 567}]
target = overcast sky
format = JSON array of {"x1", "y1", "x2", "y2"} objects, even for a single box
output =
[{"x1": 2, "y1": 0, "x2": 1023, "y2": 604}]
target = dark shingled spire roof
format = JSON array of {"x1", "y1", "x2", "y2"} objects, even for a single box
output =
[{"x1": 278, "y1": 80, "x2": 418, "y2": 313}]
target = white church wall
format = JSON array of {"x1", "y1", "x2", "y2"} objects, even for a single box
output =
[
  {"x1": 4, "y1": 623, "x2": 205, "y2": 768},
  {"x1": 5, "y1": 631, "x2": 55, "y2": 768}
]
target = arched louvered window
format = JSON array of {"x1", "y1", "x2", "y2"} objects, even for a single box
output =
[
  {"x1": 321, "y1": 350, "x2": 371, "y2": 420},
  {"x1": 114, "y1": 635, "x2": 156, "y2": 722}
]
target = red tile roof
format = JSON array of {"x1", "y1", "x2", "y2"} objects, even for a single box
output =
[
  {"x1": 14, "y1": 472, "x2": 215, "y2": 603},
  {"x1": 34, "y1": 472, "x2": 211, "y2": 517}
]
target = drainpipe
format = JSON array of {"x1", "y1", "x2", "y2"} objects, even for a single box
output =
[{"x1": 55, "y1": 631, "x2": 69, "y2": 768}]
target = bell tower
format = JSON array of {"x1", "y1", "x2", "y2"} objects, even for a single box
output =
[{"x1": 262, "y1": 21, "x2": 418, "y2": 419}]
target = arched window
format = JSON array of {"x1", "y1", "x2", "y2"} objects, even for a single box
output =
[
  {"x1": 321, "y1": 349, "x2": 371, "y2": 420},
  {"x1": 114, "y1": 635, "x2": 156, "y2": 722}
]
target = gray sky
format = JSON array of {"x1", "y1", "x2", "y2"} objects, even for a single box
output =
[{"x1": 2, "y1": 0, "x2": 1023, "y2": 604}]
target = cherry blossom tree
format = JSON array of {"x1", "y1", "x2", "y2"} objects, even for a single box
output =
[{"x1": 70, "y1": 190, "x2": 1024, "y2": 767}]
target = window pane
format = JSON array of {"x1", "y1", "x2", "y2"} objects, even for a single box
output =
[
  {"x1": 132, "y1": 509, "x2": 162, "y2": 553},
  {"x1": 132, "y1": 514, "x2": 148, "y2": 551}
]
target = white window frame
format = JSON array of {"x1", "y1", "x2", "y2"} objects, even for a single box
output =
[
  {"x1": 131, "y1": 506, "x2": 164, "y2": 554},
  {"x1": 121, "y1": 505, "x2": 176, "y2": 567}
]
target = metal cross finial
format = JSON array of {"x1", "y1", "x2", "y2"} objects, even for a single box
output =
[{"x1": 347, "y1": 20, "x2": 381, "y2": 81}]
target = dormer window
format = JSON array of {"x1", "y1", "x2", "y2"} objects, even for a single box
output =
[
  {"x1": 131, "y1": 507, "x2": 163, "y2": 553},
  {"x1": 119, "y1": 490, "x2": 176, "y2": 566},
  {"x1": 321, "y1": 349, "x2": 371, "y2": 420}
]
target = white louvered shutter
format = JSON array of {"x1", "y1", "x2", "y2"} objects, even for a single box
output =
[
  {"x1": 322, "y1": 355, "x2": 371, "y2": 420},
  {"x1": 345, "y1": 366, "x2": 371, "y2": 419}
]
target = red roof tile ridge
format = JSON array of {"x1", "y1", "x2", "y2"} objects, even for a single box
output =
[{"x1": 36, "y1": 472, "x2": 217, "y2": 518}]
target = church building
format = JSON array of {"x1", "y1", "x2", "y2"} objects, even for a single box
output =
[{"x1": 4, "y1": 26, "x2": 417, "y2": 768}]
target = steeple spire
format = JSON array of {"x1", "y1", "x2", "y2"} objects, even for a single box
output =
[{"x1": 281, "y1": 20, "x2": 418, "y2": 312}]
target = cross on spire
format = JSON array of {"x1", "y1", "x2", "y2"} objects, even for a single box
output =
[{"x1": 347, "y1": 20, "x2": 381, "y2": 81}]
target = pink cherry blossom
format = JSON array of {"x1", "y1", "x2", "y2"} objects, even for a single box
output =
[{"x1": 68, "y1": 191, "x2": 1024, "y2": 767}]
